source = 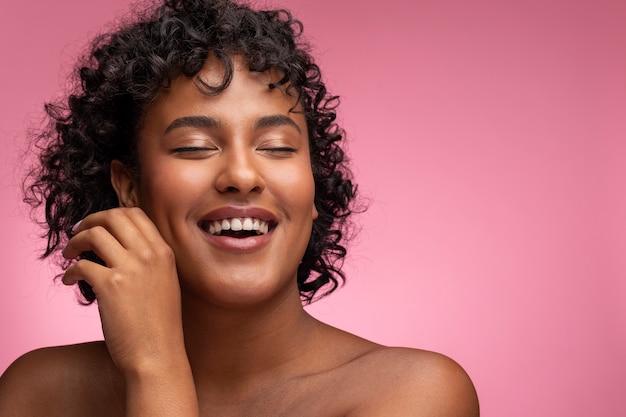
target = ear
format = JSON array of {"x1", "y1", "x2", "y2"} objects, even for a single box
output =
[
  {"x1": 110, "y1": 160, "x2": 139, "y2": 207},
  {"x1": 312, "y1": 203, "x2": 319, "y2": 221}
]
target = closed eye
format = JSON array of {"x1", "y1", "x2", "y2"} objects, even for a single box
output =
[
  {"x1": 258, "y1": 147, "x2": 297, "y2": 157},
  {"x1": 171, "y1": 146, "x2": 218, "y2": 158},
  {"x1": 263, "y1": 147, "x2": 296, "y2": 153},
  {"x1": 172, "y1": 146, "x2": 215, "y2": 152}
]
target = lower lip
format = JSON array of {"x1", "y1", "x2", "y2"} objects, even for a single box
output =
[{"x1": 200, "y1": 229, "x2": 273, "y2": 252}]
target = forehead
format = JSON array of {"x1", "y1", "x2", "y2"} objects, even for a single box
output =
[{"x1": 140, "y1": 56, "x2": 306, "y2": 135}]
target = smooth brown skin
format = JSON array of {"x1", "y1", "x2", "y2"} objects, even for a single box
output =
[{"x1": 0, "y1": 58, "x2": 479, "y2": 416}]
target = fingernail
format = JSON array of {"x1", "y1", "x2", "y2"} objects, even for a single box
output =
[{"x1": 71, "y1": 219, "x2": 83, "y2": 233}]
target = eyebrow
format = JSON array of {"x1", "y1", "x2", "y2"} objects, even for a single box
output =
[
  {"x1": 164, "y1": 114, "x2": 301, "y2": 135},
  {"x1": 254, "y1": 114, "x2": 301, "y2": 134},
  {"x1": 165, "y1": 115, "x2": 220, "y2": 133}
]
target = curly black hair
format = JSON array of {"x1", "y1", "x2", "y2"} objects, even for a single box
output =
[{"x1": 24, "y1": 0, "x2": 356, "y2": 304}]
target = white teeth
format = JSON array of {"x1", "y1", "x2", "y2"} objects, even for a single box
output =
[
  {"x1": 230, "y1": 218, "x2": 243, "y2": 231},
  {"x1": 205, "y1": 217, "x2": 271, "y2": 236}
]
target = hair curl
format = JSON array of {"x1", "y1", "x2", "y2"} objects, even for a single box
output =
[{"x1": 24, "y1": 0, "x2": 356, "y2": 304}]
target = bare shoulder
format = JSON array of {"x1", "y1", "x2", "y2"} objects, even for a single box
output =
[
  {"x1": 341, "y1": 345, "x2": 479, "y2": 417},
  {"x1": 0, "y1": 342, "x2": 124, "y2": 417}
]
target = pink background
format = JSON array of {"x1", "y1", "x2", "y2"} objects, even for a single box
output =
[{"x1": 1, "y1": 0, "x2": 625, "y2": 415}]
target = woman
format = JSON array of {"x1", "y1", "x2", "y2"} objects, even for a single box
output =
[{"x1": 0, "y1": 0, "x2": 479, "y2": 415}]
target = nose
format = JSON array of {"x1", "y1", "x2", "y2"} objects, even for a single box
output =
[{"x1": 214, "y1": 148, "x2": 265, "y2": 195}]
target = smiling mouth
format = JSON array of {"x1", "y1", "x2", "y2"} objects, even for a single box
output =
[{"x1": 199, "y1": 217, "x2": 272, "y2": 237}]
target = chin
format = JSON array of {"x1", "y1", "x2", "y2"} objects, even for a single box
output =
[{"x1": 182, "y1": 271, "x2": 299, "y2": 310}]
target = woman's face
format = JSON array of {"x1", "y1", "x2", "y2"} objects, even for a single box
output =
[{"x1": 114, "y1": 56, "x2": 317, "y2": 308}]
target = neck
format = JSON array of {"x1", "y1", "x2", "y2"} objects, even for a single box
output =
[{"x1": 180, "y1": 286, "x2": 321, "y2": 389}]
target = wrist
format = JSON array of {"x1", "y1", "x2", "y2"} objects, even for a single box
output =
[{"x1": 123, "y1": 353, "x2": 198, "y2": 417}]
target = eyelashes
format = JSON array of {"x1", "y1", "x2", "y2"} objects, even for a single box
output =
[
  {"x1": 170, "y1": 146, "x2": 219, "y2": 160},
  {"x1": 171, "y1": 146, "x2": 297, "y2": 155},
  {"x1": 172, "y1": 146, "x2": 217, "y2": 153},
  {"x1": 259, "y1": 147, "x2": 297, "y2": 153}
]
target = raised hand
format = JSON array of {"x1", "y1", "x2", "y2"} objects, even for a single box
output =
[{"x1": 62, "y1": 207, "x2": 198, "y2": 416}]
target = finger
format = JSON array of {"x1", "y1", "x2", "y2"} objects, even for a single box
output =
[
  {"x1": 72, "y1": 208, "x2": 145, "y2": 250},
  {"x1": 118, "y1": 207, "x2": 169, "y2": 246},
  {"x1": 73, "y1": 208, "x2": 166, "y2": 251},
  {"x1": 62, "y1": 258, "x2": 110, "y2": 287},
  {"x1": 62, "y1": 225, "x2": 127, "y2": 266}
]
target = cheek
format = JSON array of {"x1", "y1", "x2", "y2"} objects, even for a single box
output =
[
  {"x1": 137, "y1": 161, "x2": 209, "y2": 216},
  {"x1": 271, "y1": 164, "x2": 316, "y2": 214}
]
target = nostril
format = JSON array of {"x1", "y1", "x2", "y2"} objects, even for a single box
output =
[
  {"x1": 219, "y1": 184, "x2": 263, "y2": 194},
  {"x1": 215, "y1": 160, "x2": 265, "y2": 194}
]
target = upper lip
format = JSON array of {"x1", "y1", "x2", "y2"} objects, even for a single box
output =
[{"x1": 199, "y1": 206, "x2": 278, "y2": 224}]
